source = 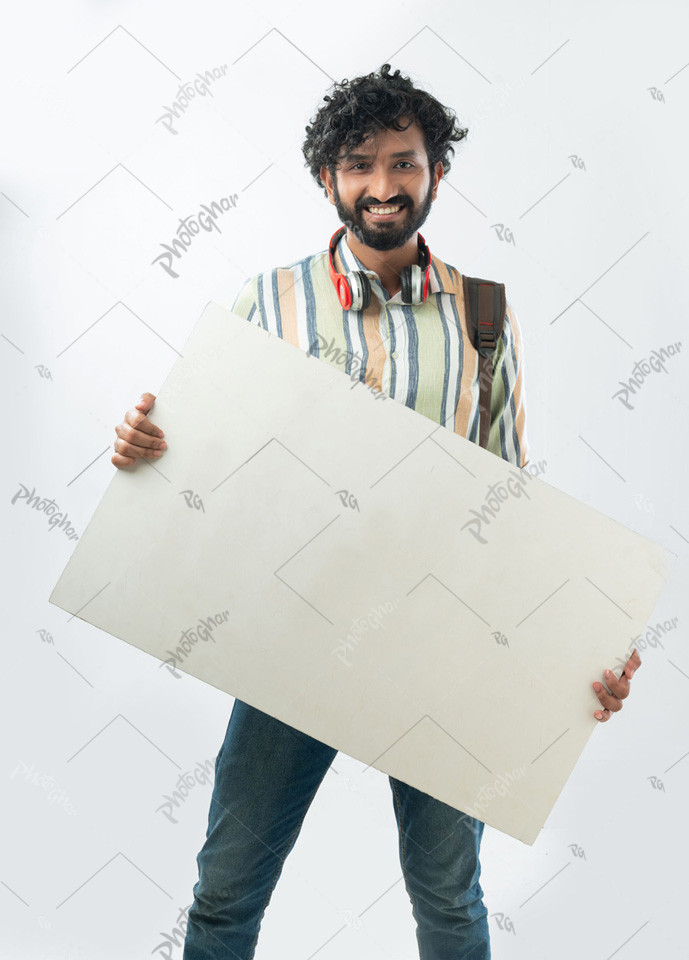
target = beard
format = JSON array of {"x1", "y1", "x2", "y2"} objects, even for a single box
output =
[{"x1": 331, "y1": 176, "x2": 435, "y2": 251}]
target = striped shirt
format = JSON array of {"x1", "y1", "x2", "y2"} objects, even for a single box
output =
[{"x1": 229, "y1": 230, "x2": 529, "y2": 467}]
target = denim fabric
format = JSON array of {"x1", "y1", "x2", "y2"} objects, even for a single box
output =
[{"x1": 183, "y1": 698, "x2": 490, "y2": 959}]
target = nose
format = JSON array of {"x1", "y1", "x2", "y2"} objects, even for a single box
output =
[{"x1": 367, "y1": 166, "x2": 403, "y2": 204}]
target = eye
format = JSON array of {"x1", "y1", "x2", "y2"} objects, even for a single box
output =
[{"x1": 350, "y1": 160, "x2": 414, "y2": 170}]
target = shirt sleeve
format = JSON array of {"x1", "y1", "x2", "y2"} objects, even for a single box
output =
[
  {"x1": 229, "y1": 275, "x2": 262, "y2": 326},
  {"x1": 485, "y1": 299, "x2": 530, "y2": 468}
]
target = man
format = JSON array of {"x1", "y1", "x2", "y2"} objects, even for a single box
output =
[{"x1": 112, "y1": 63, "x2": 640, "y2": 959}]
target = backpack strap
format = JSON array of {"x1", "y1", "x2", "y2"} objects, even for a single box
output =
[{"x1": 462, "y1": 275, "x2": 506, "y2": 449}]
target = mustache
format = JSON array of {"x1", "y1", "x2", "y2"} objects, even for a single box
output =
[{"x1": 357, "y1": 199, "x2": 410, "y2": 210}]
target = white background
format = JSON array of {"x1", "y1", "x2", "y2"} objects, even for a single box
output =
[{"x1": 2, "y1": 1, "x2": 687, "y2": 958}]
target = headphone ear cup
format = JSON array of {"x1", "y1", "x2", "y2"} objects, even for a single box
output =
[
  {"x1": 361, "y1": 272, "x2": 372, "y2": 309},
  {"x1": 400, "y1": 266, "x2": 412, "y2": 304},
  {"x1": 410, "y1": 264, "x2": 424, "y2": 303},
  {"x1": 401, "y1": 265, "x2": 424, "y2": 304},
  {"x1": 350, "y1": 271, "x2": 372, "y2": 310}
]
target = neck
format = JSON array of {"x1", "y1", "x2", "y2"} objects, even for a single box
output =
[{"x1": 345, "y1": 229, "x2": 420, "y2": 296}]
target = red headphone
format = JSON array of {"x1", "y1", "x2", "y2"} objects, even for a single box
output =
[{"x1": 328, "y1": 225, "x2": 432, "y2": 310}]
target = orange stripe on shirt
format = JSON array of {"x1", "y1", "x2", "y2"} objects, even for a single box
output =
[
  {"x1": 431, "y1": 255, "x2": 454, "y2": 293},
  {"x1": 360, "y1": 297, "x2": 386, "y2": 392},
  {"x1": 276, "y1": 269, "x2": 299, "y2": 347}
]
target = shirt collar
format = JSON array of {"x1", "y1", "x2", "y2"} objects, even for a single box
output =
[{"x1": 336, "y1": 230, "x2": 445, "y2": 301}]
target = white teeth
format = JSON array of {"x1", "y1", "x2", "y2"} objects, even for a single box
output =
[{"x1": 367, "y1": 205, "x2": 402, "y2": 215}]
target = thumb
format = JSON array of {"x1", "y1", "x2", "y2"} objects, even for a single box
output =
[{"x1": 135, "y1": 391, "x2": 156, "y2": 411}]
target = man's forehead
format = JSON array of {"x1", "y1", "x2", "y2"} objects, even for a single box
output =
[{"x1": 337, "y1": 120, "x2": 424, "y2": 159}]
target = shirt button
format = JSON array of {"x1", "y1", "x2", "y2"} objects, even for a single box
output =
[{"x1": 391, "y1": 351, "x2": 398, "y2": 359}]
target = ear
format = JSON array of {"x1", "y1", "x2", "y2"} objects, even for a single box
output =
[
  {"x1": 320, "y1": 165, "x2": 335, "y2": 203},
  {"x1": 431, "y1": 161, "x2": 444, "y2": 201}
]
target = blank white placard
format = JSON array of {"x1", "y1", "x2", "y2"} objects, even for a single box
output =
[{"x1": 49, "y1": 303, "x2": 674, "y2": 844}]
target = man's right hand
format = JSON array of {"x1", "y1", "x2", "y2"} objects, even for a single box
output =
[{"x1": 112, "y1": 392, "x2": 167, "y2": 468}]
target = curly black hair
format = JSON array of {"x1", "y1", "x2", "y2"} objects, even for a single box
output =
[{"x1": 302, "y1": 63, "x2": 468, "y2": 194}]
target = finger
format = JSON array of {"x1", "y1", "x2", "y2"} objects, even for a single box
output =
[
  {"x1": 592, "y1": 681, "x2": 623, "y2": 713},
  {"x1": 603, "y1": 668, "x2": 630, "y2": 700},
  {"x1": 111, "y1": 452, "x2": 137, "y2": 468},
  {"x1": 594, "y1": 707, "x2": 611, "y2": 722},
  {"x1": 125, "y1": 403, "x2": 165, "y2": 440},
  {"x1": 134, "y1": 391, "x2": 157, "y2": 413},
  {"x1": 625, "y1": 648, "x2": 642, "y2": 677},
  {"x1": 113, "y1": 434, "x2": 166, "y2": 461},
  {"x1": 128, "y1": 393, "x2": 164, "y2": 440},
  {"x1": 117, "y1": 418, "x2": 167, "y2": 452}
]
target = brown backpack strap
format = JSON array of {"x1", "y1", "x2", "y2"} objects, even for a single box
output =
[{"x1": 462, "y1": 275, "x2": 506, "y2": 449}]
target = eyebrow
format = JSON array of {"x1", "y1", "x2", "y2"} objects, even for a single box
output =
[{"x1": 341, "y1": 148, "x2": 419, "y2": 161}]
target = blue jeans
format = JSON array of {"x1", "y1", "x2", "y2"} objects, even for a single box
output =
[{"x1": 183, "y1": 699, "x2": 491, "y2": 959}]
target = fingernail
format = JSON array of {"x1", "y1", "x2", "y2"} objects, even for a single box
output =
[
  {"x1": 605, "y1": 670, "x2": 611, "y2": 678},
  {"x1": 593, "y1": 682, "x2": 602, "y2": 691},
  {"x1": 594, "y1": 711, "x2": 603, "y2": 720}
]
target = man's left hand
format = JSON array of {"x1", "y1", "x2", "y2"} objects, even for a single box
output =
[{"x1": 592, "y1": 648, "x2": 641, "y2": 722}]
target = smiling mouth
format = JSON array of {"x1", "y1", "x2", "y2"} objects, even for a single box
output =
[{"x1": 364, "y1": 203, "x2": 406, "y2": 219}]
